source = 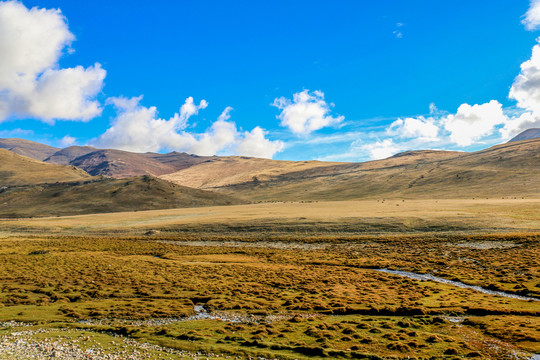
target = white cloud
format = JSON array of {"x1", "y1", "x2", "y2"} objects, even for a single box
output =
[
  {"x1": 387, "y1": 116, "x2": 439, "y2": 141},
  {"x1": 509, "y1": 42, "x2": 540, "y2": 113},
  {"x1": 443, "y1": 100, "x2": 507, "y2": 146},
  {"x1": 235, "y1": 127, "x2": 284, "y2": 158},
  {"x1": 0, "y1": 1, "x2": 105, "y2": 122},
  {"x1": 272, "y1": 90, "x2": 344, "y2": 135},
  {"x1": 497, "y1": 40, "x2": 540, "y2": 137},
  {"x1": 188, "y1": 108, "x2": 237, "y2": 156},
  {"x1": 522, "y1": 0, "x2": 540, "y2": 31},
  {"x1": 59, "y1": 135, "x2": 76, "y2": 147},
  {"x1": 95, "y1": 96, "x2": 283, "y2": 158},
  {"x1": 500, "y1": 112, "x2": 539, "y2": 139},
  {"x1": 393, "y1": 22, "x2": 404, "y2": 38},
  {"x1": 94, "y1": 96, "x2": 206, "y2": 153},
  {"x1": 358, "y1": 139, "x2": 403, "y2": 160}
]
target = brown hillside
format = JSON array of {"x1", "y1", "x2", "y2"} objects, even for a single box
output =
[
  {"x1": 0, "y1": 149, "x2": 90, "y2": 186},
  {"x1": 0, "y1": 176, "x2": 246, "y2": 217},
  {"x1": 175, "y1": 139, "x2": 540, "y2": 201},
  {"x1": 44, "y1": 146, "x2": 98, "y2": 165},
  {"x1": 160, "y1": 150, "x2": 462, "y2": 190},
  {"x1": 0, "y1": 138, "x2": 59, "y2": 161},
  {"x1": 70, "y1": 149, "x2": 178, "y2": 177},
  {"x1": 69, "y1": 149, "x2": 214, "y2": 178},
  {"x1": 144, "y1": 151, "x2": 214, "y2": 171},
  {"x1": 160, "y1": 156, "x2": 348, "y2": 188}
]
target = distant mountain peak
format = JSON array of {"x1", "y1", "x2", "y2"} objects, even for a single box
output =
[{"x1": 508, "y1": 128, "x2": 540, "y2": 142}]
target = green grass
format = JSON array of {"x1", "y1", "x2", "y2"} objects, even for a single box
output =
[{"x1": 0, "y1": 233, "x2": 537, "y2": 358}]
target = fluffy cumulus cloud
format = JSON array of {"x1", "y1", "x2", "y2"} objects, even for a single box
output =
[
  {"x1": 501, "y1": 1, "x2": 540, "y2": 135},
  {"x1": 522, "y1": 0, "x2": 540, "y2": 31},
  {"x1": 0, "y1": 1, "x2": 105, "y2": 123},
  {"x1": 236, "y1": 126, "x2": 284, "y2": 158},
  {"x1": 94, "y1": 97, "x2": 283, "y2": 158},
  {"x1": 443, "y1": 100, "x2": 507, "y2": 146},
  {"x1": 387, "y1": 116, "x2": 439, "y2": 141},
  {"x1": 357, "y1": 36, "x2": 540, "y2": 160},
  {"x1": 272, "y1": 90, "x2": 344, "y2": 135},
  {"x1": 509, "y1": 42, "x2": 540, "y2": 113}
]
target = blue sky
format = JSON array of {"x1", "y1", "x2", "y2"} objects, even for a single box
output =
[{"x1": 1, "y1": 0, "x2": 540, "y2": 161}]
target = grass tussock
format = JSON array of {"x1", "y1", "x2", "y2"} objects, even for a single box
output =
[{"x1": 0, "y1": 233, "x2": 537, "y2": 358}]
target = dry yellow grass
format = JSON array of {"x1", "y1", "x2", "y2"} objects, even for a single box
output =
[
  {"x1": 0, "y1": 149, "x2": 90, "y2": 186},
  {"x1": 160, "y1": 156, "x2": 347, "y2": 188},
  {"x1": 162, "y1": 139, "x2": 540, "y2": 202},
  {"x1": 159, "y1": 150, "x2": 462, "y2": 190},
  {"x1": 0, "y1": 233, "x2": 537, "y2": 359},
  {"x1": 2, "y1": 198, "x2": 539, "y2": 236}
]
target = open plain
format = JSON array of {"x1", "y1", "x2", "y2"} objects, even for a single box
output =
[
  {"x1": 0, "y1": 198, "x2": 538, "y2": 359},
  {"x1": 2, "y1": 1, "x2": 540, "y2": 358}
]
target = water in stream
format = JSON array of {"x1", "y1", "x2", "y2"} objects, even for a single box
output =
[{"x1": 374, "y1": 269, "x2": 539, "y2": 302}]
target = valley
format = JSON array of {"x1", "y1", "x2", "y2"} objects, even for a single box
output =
[{"x1": 0, "y1": 135, "x2": 538, "y2": 359}]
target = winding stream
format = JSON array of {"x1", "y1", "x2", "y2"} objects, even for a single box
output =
[{"x1": 374, "y1": 269, "x2": 539, "y2": 302}]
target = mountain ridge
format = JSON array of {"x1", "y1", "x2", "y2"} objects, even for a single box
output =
[
  {"x1": 0, "y1": 129, "x2": 539, "y2": 205},
  {"x1": 509, "y1": 128, "x2": 540, "y2": 142}
]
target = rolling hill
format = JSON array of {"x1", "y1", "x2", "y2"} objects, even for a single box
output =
[
  {"x1": 0, "y1": 149, "x2": 90, "y2": 186},
  {"x1": 160, "y1": 156, "x2": 348, "y2": 189},
  {"x1": 68, "y1": 149, "x2": 181, "y2": 177},
  {"x1": 1, "y1": 130, "x2": 539, "y2": 210},
  {"x1": 0, "y1": 138, "x2": 59, "y2": 161},
  {"x1": 161, "y1": 139, "x2": 540, "y2": 201},
  {"x1": 0, "y1": 175, "x2": 246, "y2": 217}
]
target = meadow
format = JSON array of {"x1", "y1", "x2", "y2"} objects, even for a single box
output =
[{"x1": 0, "y1": 199, "x2": 538, "y2": 359}]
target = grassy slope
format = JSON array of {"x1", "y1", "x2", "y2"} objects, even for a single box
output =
[
  {"x1": 160, "y1": 156, "x2": 349, "y2": 188},
  {"x1": 203, "y1": 139, "x2": 540, "y2": 201},
  {"x1": 0, "y1": 176, "x2": 246, "y2": 217},
  {"x1": 160, "y1": 151, "x2": 463, "y2": 190},
  {"x1": 0, "y1": 138, "x2": 59, "y2": 160},
  {"x1": 0, "y1": 149, "x2": 90, "y2": 186}
]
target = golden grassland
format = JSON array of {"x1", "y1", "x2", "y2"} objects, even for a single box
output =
[
  {"x1": 0, "y1": 175, "x2": 245, "y2": 218},
  {"x1": 0, "y1": 148, "x2": 89, "y2": 186},
  {"x1": 160, "y1": 156, "x2": 347, "y2": 189},
  {"x1": 162, "y1": 139, "x2": 540, "y2": 202},
  {"x1": 2, "y1": 198, "x2": 539, "y2": 237},
  {"x1": 0, "y1": 199, "x2": 538, "y2": 359},
  {"x1": 0, "y1": 235, "x2": 538, "y2": 359},
  {"x1": 0, "y1": 199, "x2": 540, "y2": 359}
]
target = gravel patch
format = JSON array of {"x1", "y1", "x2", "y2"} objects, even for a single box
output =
[
  {"x1": 79, "y1": 305, "x2": 320, "y2": 327},
  {"x1": 452, "y1": 241, "x2": 518, "y2": 249},
  {"x1": 156, "y1": 239, "x2": 329, "y2": 250},
  {"x1": 0, "y1": 327, "x2": 232, "y2": 359}
]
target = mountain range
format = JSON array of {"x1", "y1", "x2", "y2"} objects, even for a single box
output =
[{"x1": 0, "y1": 128, "x2": 539, "y2": 216}]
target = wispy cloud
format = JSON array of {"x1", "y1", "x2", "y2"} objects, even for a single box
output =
[
  {"x1": 522, "y1": 0, "x2": 540, "y2": 30},
  {"x1": 393, "y1": 22, "x2": 404, "y2": 38}
]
